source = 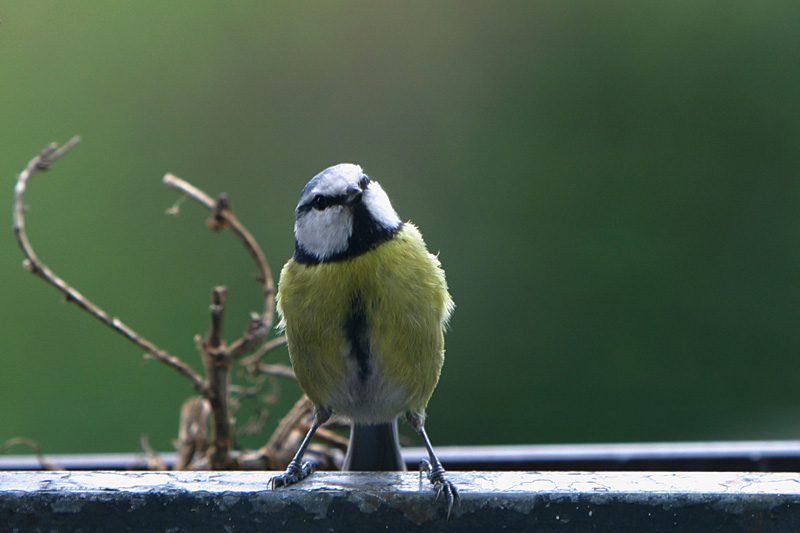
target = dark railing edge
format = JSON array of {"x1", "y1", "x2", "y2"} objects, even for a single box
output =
[{"x1": 2, "y1": 440, "x2": 800, "y2": 471}]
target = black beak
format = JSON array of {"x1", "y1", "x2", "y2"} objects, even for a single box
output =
[{"x1": 344, "y1": 186, "x2": 363, "y2": 205}]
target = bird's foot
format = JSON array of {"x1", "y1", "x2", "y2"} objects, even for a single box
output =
[
  {"x1": 420, "y1": 459, "x2": 460, "y2": 519},
  {"x1": 269, "y1": 459, "x2": 314, "y2": 489}
]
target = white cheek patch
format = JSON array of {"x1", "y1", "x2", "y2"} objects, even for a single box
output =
[
  {"x1": 363, "y1": 182, "x2": 401, "y2": 230},
  {"x1": 295, "y1": 206, "x2": 353, "y2": 260}
]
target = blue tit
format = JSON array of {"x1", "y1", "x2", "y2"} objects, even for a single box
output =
[{"x1": 269, "y1": 163, "x2": 458, "y2": 513}]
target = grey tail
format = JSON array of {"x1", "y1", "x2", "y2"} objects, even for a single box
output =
[{"x1": 342, "y1": 419, "x2": 407, "y2": 471}]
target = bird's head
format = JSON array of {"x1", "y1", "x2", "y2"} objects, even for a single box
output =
[{"x1": 293, "y1": 164, "x2": 402, "y2": 264}]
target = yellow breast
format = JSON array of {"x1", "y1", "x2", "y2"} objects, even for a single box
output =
[{"x1": 276, "y1": 223, "x2": 453, "y2": 422}]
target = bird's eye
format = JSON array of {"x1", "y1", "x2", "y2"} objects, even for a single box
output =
[
  {"x1": 312, "y1": 195, "x2": 329, "y2": 210},
  {"x1": 359, "y1": 175, "x2": 370, "y2": 190}
]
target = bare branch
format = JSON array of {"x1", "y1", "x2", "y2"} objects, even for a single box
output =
[
  {"x1": 314, "y1": 426, "x2": 350, "y2": 450},
  {"x1": 251, "y1": 362, "x2": 295, "y2": 381},
  {"x1": 259, "y1": 395, "x2": 314, "y2": 467},
  {"x1": 207, "y1": 286, "x2": 228, "y2": 349},
  {"x1": 257, "y1": 396, "x2": 347, "y2": 470},
  {"x1": 198, "y1": 289, "x2": 236, "y2": 469},
  {"x1": 239, "y1": 335, "x2": 288, "y2": 371},
  {"x1": 13, "y1": 139, "x2": 205, "y2": 393},
  {"x1": 139, "y1": 434, "x2": 168, "y2": 470},
  {"x1": 174, "y1": 397, "x2": 210, "y2": 470},
  {"x1": 226, "y1": 315, "x2": 267, "y2": 361},
  {"x1": 163, "y1": 173, "x2": 276, "y2": 336},
  {"x1": 0, "y1": 437, "x2": 59, "y2": 471},
  {"x1": 13, "y1": 137, "x2": 82, "y2": 274}
]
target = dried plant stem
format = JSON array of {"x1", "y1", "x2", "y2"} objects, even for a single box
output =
[
  {"x1": 14, "y1": 140, "x2": 318, "y2": 471},
  {"x1": 163, "y1": 173, "x2": 276, "y2": 335},
  {"x1": 161, "y1": 173, "x2": 286, "y2": 467},
  {"x1": 0, "y1": 437, "x2": 58, "y2": 471},
  {"x1": 260, "y1": 395, "x2": 314, "y2": 467},
  {"x1": 197, "y1": 287, "x2": 235, "y2": 468},
  {"x1": 139, "y1": 434, "x2": 168, "y2": 470},
  {"x1": 12, "y1": 138, "x2": 206, "y2": 393},
  {"x1": 251, "y1": 362, "x2": 295, "y2": 380},
  {"x1": 174, "y1": 397, "x2": 211, "y2": 470},
  {"x1": 240, "y1": 336, "x2": 289, "y2": 373}
]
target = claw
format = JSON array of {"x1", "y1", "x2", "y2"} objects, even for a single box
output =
[
  {"x1": 269, "y1": 459, "x2": 314, "y2": 489},
  {"x1": 418, "y1": 459, "x2": 432, "y2": 485},
  {"x1": 419, "y1": 460, "x2": 460, "y2": 519}
]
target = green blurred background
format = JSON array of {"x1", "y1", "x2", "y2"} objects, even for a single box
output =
[{"x1": 3, "y1": 2, "x2": 800, "y2": 455}]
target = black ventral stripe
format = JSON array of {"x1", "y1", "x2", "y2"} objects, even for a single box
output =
[{"x1": 344, "y1": 295, "x2": 371, "y2": 383}]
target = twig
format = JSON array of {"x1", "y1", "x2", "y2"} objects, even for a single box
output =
[
  {"x1": 259, "y1": 395, "x2": 314, "y2": 467},
  {"x1": 174, "y1": 397, "x2": 210, "y2": 470},
  {"x1": 240, "y1": 335, "x2": 288, "y2": 372},
  {"x1": 0, "y1": 437, "x2": 59, "y2": 471},
  {"x1": 251, "y1": 362, "x2": 295, "y2": 380},
  {"x1": 199, "y1": 287, "x2": 235, "y2": 469},
  {"x1": 315, "y1": 427, "x2": 350, "y2": 450},
  {"x1": 162, "y1": 173, "x2": 284, "y2": 468},
  {"x1": 207, "y1": 286, "x2": 228, "y2": 350},
  {"x1": 163, "y1": 173, "x2": 276, "y2": 336},
  {"x1": 237, "y1": 406, "x2": 270, "y2": 437},
  {"x1": 229, "y1": 370, "x2": 276, "y2": 437},
  {"x1": 227, "y1": 313, "x2": 270, "y2": 361},
  {"x1": 13, "y1": 139, "x2": 206, "y2": 393},
  {"x1": 139, "y1": 434, "x2": 168, "y2": 470},
  {"x1": 261, "y1": 396, "x2": 313, "y2": 455},
  {"x1": 257, "y1": 395, "x2": 348, "y2": 470},
  {"x1": 14, "y1": 141, "x2": 306, "y2": 472}
]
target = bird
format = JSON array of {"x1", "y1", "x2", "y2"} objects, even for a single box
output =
[{"x1": 269, "y1": 163, "x2": 458, "y2": 515}]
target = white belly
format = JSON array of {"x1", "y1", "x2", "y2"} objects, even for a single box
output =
[{"x1": 325, "y1": 359, "x2": 409, "y2": 423}]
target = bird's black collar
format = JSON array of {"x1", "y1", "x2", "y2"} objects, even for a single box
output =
[{"x1": 294, "y1": 208, "x2": 402, "y2": 265}]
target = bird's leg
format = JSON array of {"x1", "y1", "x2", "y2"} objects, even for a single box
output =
[
  {"x1": 406, "y1": 412, "x2": 460, "y2": 519},
  {"x1": 270, "y1": 407, "x2": 331, "y2": 489}
]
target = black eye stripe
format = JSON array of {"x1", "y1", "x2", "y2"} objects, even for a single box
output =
[
  {"x1": 312, "y1": 195, "x2": 329, "y2": 210},
  {"x1": 299, "y1": 193, "x2": 350, "y2": 213}
]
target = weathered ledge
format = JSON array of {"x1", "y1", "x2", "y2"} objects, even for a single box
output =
[{"x1": 2, "y1": 470, "x2": 800, "y2": 532}]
